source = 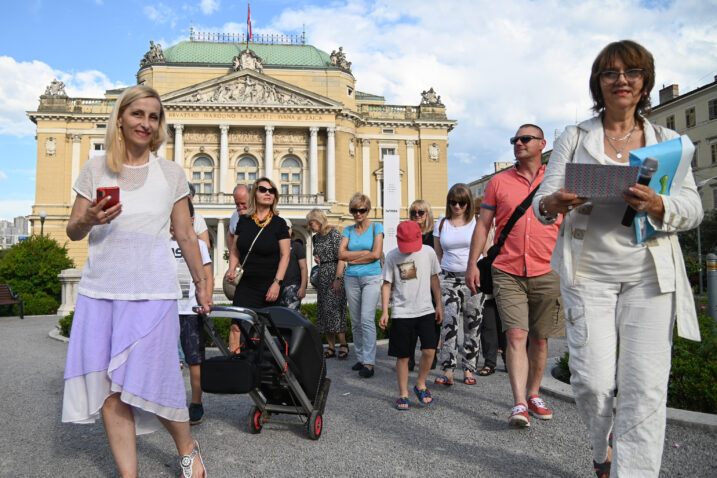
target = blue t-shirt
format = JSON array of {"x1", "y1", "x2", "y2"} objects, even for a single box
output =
[{"x1": 342, "y1": 222, "x2": 384, "y2": 277}]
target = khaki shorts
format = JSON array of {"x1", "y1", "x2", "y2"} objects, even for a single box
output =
[{"x1": 492, "y1": 266, "x2": 565, "y2": 338}]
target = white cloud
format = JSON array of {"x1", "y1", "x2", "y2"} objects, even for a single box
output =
[
  {"x1": 0, "y1": 200, "x2": 33, "y2": 222},
  {"x1": 0, "y1": 56, "x2": 124, "y2": 137},
  {"x1": 0, "y1": 171, "x2": 7, "y2": 180},
  {"x1": 199, "y1": 0, "x2": 220, "y2": 15},
  {"x1": 143, "y1": 3, "x2": 179, "y2": 27}
]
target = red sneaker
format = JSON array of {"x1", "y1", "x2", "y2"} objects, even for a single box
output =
[
  {"x1": 509, "y1": 403, "x2": 530, "y2": 427},
  {"x1": 528, "y1": 395, "x2": 553, "y2": 420}
]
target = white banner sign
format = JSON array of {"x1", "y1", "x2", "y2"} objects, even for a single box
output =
[{"x1": 382, "y1": 154, "x2": 401, "y2": 255}]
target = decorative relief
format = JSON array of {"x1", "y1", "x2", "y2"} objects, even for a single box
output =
[
  {"x1": 228, "y1": 128, "x2": 263, "y2": 143},
  {"x1": 232, "y1": 48, "x2": 263, "y2": 73},
  {"x1": 183, "y1": 127, "x2": 219, "y2": 144},
  {"x1": 43, "y1": 79, "x2": 66, "y2": 97},
  {"x1": 140, "y1": 41, "x2": 166, "y2": 67},
  {"x1": 45, "y1": 137, "x2": 57, "y2": 156},
  {"x1": 181, "y1": 76, "x2": 320, "y2": 106},
  {"x1": 274, "y1": 130, "x2": 309, "y2": 144},
  {"x1": 421, "y1": 87, "x2": 443, "y2": 106},
  {"x1": 349, "y1": 138, "x2": 355, "y2": 156},
  {"x1": 429, "y1": 143, "x2": 440, "y2": 162},
  {"x1": 329, "y1": 47, "x2": 352, "y2": 72}
]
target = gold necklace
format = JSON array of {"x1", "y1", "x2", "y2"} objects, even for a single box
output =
[{"x1": 252, "y1": 210, "x2": 273, "y2": 228}]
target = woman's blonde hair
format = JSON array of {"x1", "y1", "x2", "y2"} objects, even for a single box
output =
[
  {"x1": 444, "y1": 183, "x2": 475, "y2": 221},
  {"x1": 246, "y1": 176, "x2": 280, "y2": 216},
  {"x1": 409, "y1": 199, "x2": 434, "y2": 234},
  {"x1": 306, "y1": 208, "x2": 332, "y2": 235},
  {"x1": 105, "y1": 85, "x2": 167, "y2": 173},
  {"x1": 348, "y1": 192, "x2": 371, "y2": 211}
]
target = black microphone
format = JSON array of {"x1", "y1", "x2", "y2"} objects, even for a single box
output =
[{"x1": 621, "y1": 157, "x2": 659, "y2": 227}]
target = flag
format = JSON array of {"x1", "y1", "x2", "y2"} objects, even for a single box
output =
[{"x1": 247, "y1": 4, "x2": 252, "y2": 40}]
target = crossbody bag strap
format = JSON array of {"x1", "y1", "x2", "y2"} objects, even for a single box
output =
[
  {"x1": 240, "y1": 222, "x2": 266, "y2": 268},
  {"x1": 493, "y1": 184, "x2": 541, "y2": 251}
]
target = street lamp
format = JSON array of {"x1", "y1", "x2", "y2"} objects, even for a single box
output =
[
  {"x1": 696, "y1": 176, "x2": 717, "y2": 295},
  {"x1": 39, "y1": 210, "x2": 47, "y2": 236}
]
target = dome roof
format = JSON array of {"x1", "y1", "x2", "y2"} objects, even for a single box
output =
[{"x1": 163, "y1": 41, "x2": 332, "y2": 68}]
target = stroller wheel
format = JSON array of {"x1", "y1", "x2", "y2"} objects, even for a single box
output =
[
  {"x1": 307, "y1": 409, "x2": 322, "y2": 440},
  {"x1": 248, "y1": 406, "x2": 263, "y2": 434}
]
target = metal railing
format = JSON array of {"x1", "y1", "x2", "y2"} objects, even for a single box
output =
[{"x1": 190, "y1": 31, "x2": 306, "y2": 45}]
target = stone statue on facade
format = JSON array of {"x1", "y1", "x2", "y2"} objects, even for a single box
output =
[
  {"x1": 429, "y1": 143, "x2": 440, "y2": 161},
  {"x1": 43, "y1": 79, "x2": 67, "y2": 97},
  {"x1": 330, "y1": 47, "x2": 352, "y2": 72},
  {"x1": 45, "y1": 137, "x2": 57, "y2": 156},
  {"x1": 140, "y1": 41, "x2": 166, "y2": 67},
  {"x1": 232, "y1": 48, "x2": 264, "y2": 73},
  {"x1": 421, "y1": 87, "x2": 443, "y2": 106}
]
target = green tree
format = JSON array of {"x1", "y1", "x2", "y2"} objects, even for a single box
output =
[
  {"x1": 0, "y1": 235, "x2": 75, "y2": 315},
  {"x1": 679, "y1": 210, "x2": 717, "y2": 257}
]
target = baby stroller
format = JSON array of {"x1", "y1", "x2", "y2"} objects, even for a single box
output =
[{"x1": 198, "y1": 305, "x2": 331, "y2": 440}]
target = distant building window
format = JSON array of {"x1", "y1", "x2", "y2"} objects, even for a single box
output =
[
  {"x1": 347, "y1": 87, "x2": 353, "y2": 96},
  {"x1": 712, "y1": 143, "x2": 717, "y2": 164},
  {"x1": 236, "y1": 156, "x2": 258, "y2": 188},
  {"x1": 666, "y1": 115, "x2": 675, "y2": 130},
  {"x1": 95, "y1": 123, "x2": 106, "y2": 129},
  {"x1": 192, "y1": 156, "x2": 214, "y2": 194},
  {"x1": 685, "y1": 107, "x2": 696, "y2": 128},
  {"x1": 382, "y1": 129, "x2": 394, "y2": 134},
  {"x1": 380, "y1": 147, "x2": 396, "y2": 162},
  {"x1": 691, "y1": 147, "x2": 698, "y2": 168},
  {"x1": 709, "y1": 99, "x2": 717, "y2": 120},
  {"x1": 93, "y1": 143, "x2": 104, "y2": 150},
  {"x1": 280, "y1": 156, "x2": 302, "y2": 196}
]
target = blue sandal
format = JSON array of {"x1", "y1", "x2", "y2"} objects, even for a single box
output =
[
  {"x1": 395, "y1": 396, "x2": 410, "y2": 410},
  {"x1": 414, "y1": 385, "x2": 434, "y2": 406}
]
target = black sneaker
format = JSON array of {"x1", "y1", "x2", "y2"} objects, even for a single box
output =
[
  {"x1": 358, "y1": 366, "x2": 375, "y2": 378},
  {"x1": 351, "y1": 362, "x2": 364, "y2": 371},
  {"x1": 188, "y1": 402, "x2": 204, "y2": 425}
]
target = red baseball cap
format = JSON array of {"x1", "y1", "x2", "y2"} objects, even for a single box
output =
[{"x1": 397, "y1": 220, "x2": 423, "y2": 253}]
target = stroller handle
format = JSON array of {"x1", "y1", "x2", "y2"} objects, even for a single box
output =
[{"x1": 192, "y1": 305, "x2": 260, "y2": 324}]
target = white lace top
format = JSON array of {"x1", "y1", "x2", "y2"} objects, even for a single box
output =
[{"x1": 73, "y1": 153, "x2": 190, "y2": 300}]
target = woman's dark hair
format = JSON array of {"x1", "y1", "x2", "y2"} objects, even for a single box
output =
[
  {"x1": 444, "y1": 183, "x2": 475, "y2": 221},
  {"x1": 589, "y1": 40, "x2": 655, "y2": 121}
]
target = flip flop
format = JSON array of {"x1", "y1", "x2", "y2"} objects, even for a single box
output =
[
  {"x1": 434, "y1": 375, "x2": 453, "y2": 386},
  {"x1": 413, "y1": 386, "x2": 434, "y2": 406},
  {"x1": 395, "y1": 396, "x2": 410, "y2": 411},
  {"x1": 478, "y1": 365, "x2": 495, "y2": 376}
]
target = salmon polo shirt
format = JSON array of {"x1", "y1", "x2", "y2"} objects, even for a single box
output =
[{"x1": 481, "y1": 164, "x2": 561, "y2": 277}]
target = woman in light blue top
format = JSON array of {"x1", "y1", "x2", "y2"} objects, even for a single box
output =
[{"x1": 339, "y1": 193, "x2": 384, "y2": 378}]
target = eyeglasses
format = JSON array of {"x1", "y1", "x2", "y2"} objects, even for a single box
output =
[
  {"x1": 410, "y1": 210, "x2": 426, "y2": 217},
  {"x1": 448, "y1": 200, "x2": 467, "y2": 208},
  {"x1": 350, "y1": 208, "x2": 369, "y2": 214},
  {"x1": 600, "y1": 69, "x2": 644, "y2": 83},
  {"x1": 257, "y1": 185, "x2": 277, "y2": 195},
  {"x1": 510, "y1": 135, "x2": 543, "y2": 145}
]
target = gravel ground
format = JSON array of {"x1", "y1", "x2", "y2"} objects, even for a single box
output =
[{"x1": 1, "y1": 314, "x2": 714, "y2": 477}]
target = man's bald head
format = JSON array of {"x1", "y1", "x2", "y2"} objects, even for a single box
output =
[{"x1": 233, "y1": 184, "x2": 250, "y2": 214}]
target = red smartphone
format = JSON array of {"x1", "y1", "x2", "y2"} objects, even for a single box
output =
[{"x1": 97, "y1": 187, "x2": 120, "y2": 210}]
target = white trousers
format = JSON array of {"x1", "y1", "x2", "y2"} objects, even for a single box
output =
[{"x1": 560, "y1": 276, "x2": 674, "y2": 478}]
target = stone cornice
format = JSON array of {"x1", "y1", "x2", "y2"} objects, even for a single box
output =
[
  {"x1": 27, "y1": 112, "x2": 109, "y2": 124},
  {"x1": 163, "y1": 103, "x2": 340, "y2": 115}
]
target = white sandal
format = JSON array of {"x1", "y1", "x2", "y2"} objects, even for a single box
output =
[{"x1": 179, "y1": 439, "x2": 206, "y2": 478}]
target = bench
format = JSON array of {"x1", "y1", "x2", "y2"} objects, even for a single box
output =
[{"x1": 0, "y1": 284, "x2": 23, "y2": 319}]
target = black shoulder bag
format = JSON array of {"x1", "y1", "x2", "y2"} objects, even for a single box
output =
[{"x1": 476, "y1": 185, "x2": 540, "y2": 294}]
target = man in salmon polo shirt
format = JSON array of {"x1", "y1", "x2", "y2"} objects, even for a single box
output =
[{"x1": 466, "y1": 124, "x2": 565, "y2": 428}]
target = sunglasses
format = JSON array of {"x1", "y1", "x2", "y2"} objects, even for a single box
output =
[
  {"x1": 510, "y1": 135, "x2": 543, "y2": 145},
  {"x1": 410, "y1": 210, "x2": 426, "y2": 217},
  {"x1": 448, "y1": 200, "x2": 467, "y2": 207},
  {"x1": 350, "y1": 208, "x2": 369, "y2": 214},
  {"x1": 600, "y1": 68, "x2": 644, "y2": 83},
  {"x1": 257, "y1": 185, "x2": 277, "y2": 195}
]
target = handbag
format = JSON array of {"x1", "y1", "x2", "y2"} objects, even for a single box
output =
[
  {"x1": 309, "y1": 265, "x2": 320, "y2": 288},
  {"x1": 476, "y1": 185, "x2": 541, "y2": 294},
  {"x1": 223, "y1": 224, "x2": 266, "y2": 300}
]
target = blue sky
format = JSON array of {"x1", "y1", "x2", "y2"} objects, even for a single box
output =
[{"x1": 1, "y1": 0, "x2": 716, "y2": 221}]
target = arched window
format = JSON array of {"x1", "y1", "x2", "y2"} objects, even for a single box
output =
[
  {"x1": 280, "y1": 156, "x2": 302, "y2": 196},
  {"x1": 236, "y1": 156, "x2": 258, "y2": 188},
  {"x1": 191, "y1": 156, "x2": 214, "y2": 194}
]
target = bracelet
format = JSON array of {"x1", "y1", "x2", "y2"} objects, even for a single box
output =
[
  {"x1": 193, "y1": 277, "x2": 206, "y2": 285},
  {"x1": 539, "y1": 197, "x2": 558, "y2": 221}
]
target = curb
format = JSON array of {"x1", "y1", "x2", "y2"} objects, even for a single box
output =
[{"x1": 540, "y1": 357, "x2": 717, "y2": 431}]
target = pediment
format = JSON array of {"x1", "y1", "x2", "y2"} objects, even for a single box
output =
[{"x1": 162, "y1": 70, "x2": 341, "y2": 109}]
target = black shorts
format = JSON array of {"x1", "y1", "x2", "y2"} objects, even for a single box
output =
[
  {"x1": 388, "y1": 313, "x2": 438, "y2": 358},
  {"x1": 179, "y1": 314, "x2": 205, "y2": 365}
]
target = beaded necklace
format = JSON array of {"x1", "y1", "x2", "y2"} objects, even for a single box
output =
[{"x1": 252, "y1": 210, "x2": 273, "y2": 228}]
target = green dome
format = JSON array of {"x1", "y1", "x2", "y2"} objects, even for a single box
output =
[{"x1": 163, "y1": 41, "x2": 331, "y2": 68}]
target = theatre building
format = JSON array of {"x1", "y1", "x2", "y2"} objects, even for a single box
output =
[{"x1": 28, "y1": 32, "x2": 455, "y2": 288}]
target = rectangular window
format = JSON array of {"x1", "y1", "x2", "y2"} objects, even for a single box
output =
[
  {"x1": 95, "y1": 123, "x2": 107, "y2": 129},
  {"x1": 292, "y1": 184, "x2": 300, "y2": 195},
  {"x1": 382, "y1": 129, "x2": 394, "y2": 134},
  {"x1": 93, "y1": 143, "x2": 104, "y2": 150},
  {"x1": 666, "y1": 115, "x2": 675, "y2": 130},
  {"x1": 203, "y1": 184, "x2": 212, "y2": 194},
  {"x1": 292, "y1": 173, "x2": 301, "y2": 182},
  {"x1": 192, "y1": 172, "x2": 201, "y2": 180},
  {"x1": 711, "y1": 143, "x2": 717, "y2": 164},
  {"x1": 281, "y1": 184, "x2": 289, "y2": 195},
  {"x1": 709, "y1": 99, "x2": 717, "y2": 120},
  {"x1": 281, "y1": 173, "x2": 289, "y2": 181},
  {"x1": 380, "y1": 147, "x2": 396, "y2": 162},
  {"x1": 237, "y1": 172, "x2": 245, "y2": 181},
  {"x1": 685, "y1": 107, "x2": 696, "y2": 128}
]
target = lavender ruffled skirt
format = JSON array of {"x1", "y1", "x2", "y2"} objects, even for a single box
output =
[{"x1": 62, "y1": 294, "x2": 188, "y2": 434}]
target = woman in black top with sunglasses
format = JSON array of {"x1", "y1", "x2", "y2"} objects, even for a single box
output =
[
  {"x1": 409, "y1": 199, "x2": 435, "y2": 247},
  {"x1": 227, "y1": 177, "x2": 290, "y2": 313}
]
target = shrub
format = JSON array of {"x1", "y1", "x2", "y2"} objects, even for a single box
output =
[
  {"x1": 0, "y1": 235, "x2": 74, "y2": 316},
  {"x1": 58, "y1": 311, "x2": 74, "y2": 337}
]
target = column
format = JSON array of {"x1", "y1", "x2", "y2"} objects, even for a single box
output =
[
  {"x1": 361, "y1": 139, "x2": 371, "y2": 196},
  {"x1": 309, "y1": 127, "x2": 319, "y2": 195},
  {"x1": 214, "y1": 219, "x2": 227, "y2": 288},
  {"x1": 70, "y1": 134, "x2": 82, "y2": 202},
  {"x1": 264, "y1": 125, "x2": 274, "y2": 180},
  {"x1": 219, "y1": 124, "x2": 229, "y2": 194},
  {"x1": 173, "y1": 124, "x2": 184, "y2": 166},
  {"x1": 406, "y1": 140, "x2": 416, "y2": 207},
  {"x1": 375, "y1": 174, "x2": 382, "y2": 208},
  {"x1": 326, "y1": 127, "x2": 336, "y2": 202}
]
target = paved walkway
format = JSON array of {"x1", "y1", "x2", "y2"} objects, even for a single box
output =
[{"x1": 1, "y1": 314, "x2": 714, "y2": 477}]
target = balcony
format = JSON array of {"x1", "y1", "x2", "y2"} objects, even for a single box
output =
[
  {"x1": 357, "y1": 103, "x2": 448, "y2": 121},
  {"x1": 193, "y1": 192, "x2": 325, "y2": 206}
]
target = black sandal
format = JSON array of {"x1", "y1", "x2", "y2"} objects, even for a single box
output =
[
  {"x1": 593, "y1": 460, "x2": 610, "y2": 478},
  {"x1": 478, "y1": 365, "x2": 495, "y2": 376},
  {"x1": 337, "y1": 344, "x2": 349, "y2": 360},
  {"x1": 324, "y1": 348, "x2": 336, "y2": 359}
]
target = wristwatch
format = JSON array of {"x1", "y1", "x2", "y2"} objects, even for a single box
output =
[{"x1": 273, "y1": 278, "x2": 284, "y2": 286}]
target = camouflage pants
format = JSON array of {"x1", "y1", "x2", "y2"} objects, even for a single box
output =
[
  {"x1": 278, "y1": 284, "x2": 302, "y2": 311},
  {"x1": 439, "y1": 271, "x2": 485, "y2": 374}
]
